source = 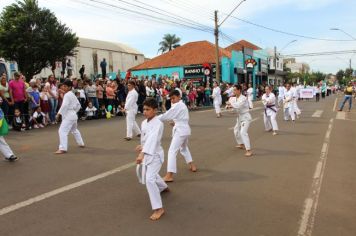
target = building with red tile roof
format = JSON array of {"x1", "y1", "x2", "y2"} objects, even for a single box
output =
[
  {"x1": 131, "y1": 41, "x2": 231, "y2": 70},
  {"x1": 225, "y1": 40, "x2": 261, "y2": 52}
]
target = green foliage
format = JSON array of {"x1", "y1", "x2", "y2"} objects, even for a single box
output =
[
  {"x1": 158, "y1": 34, "x2": 181, "y2": 54},
  {"x1": 0, "y1": 0, "x2": 78, "y2": 81},
  {"x1": 286, "y1": 71, "x2": 326, "y2": 85},
  {"x1": 335, "y1": 68, "x2": 353, "y2": 85}
]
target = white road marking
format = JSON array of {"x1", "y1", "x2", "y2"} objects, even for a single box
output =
[
  {"x1": 336, "y1": 111, "x2": 346, "y2": 120},
  {"x1": 297, "y1": 119, "x2": 334, "y2": 236},
  {"x1": 333, "y1": 98, "x2": 338, "y2": 111},
  {"x1": 311, "y1": 110, "x2": 323, "y2": 118},
  {"x1": 228, "y1": 117, "x2": 260, "y2": 130},
  {"x1": 0, "y1": 162, "x2": 136, "y2": 217}
]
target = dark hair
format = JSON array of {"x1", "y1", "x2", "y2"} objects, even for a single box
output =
[
  {"x1": 128, "y1": 80, "x2": 136, "y2": 86},
  {"x1": 63, "y1": 79, "x2": 73, "y2": 88},
  {"x1": 143, "y1": 98, "x2": 158, "y2": 109},
  {"x1": 233, "y1": 84, "x2": 242, "y2": 91},
  {"x1": 169, "y1": 89, "x2": 181, "y2": 97}
]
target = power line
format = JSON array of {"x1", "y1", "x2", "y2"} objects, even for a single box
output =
[
  {"x1": 283, "y1": 50, "x2": 356, "y2": 57},
  {"x1": 80, "y1": 0, "x2": 214, "y2": 33},
  {"x1": 227, "y1": 15, "x2": 356, "y2": 42},
  {"x1": 125, "y1": 0, "x2": 214, "y2": 32},
  {"x1": 161, "y1": 0, "x2": 215, "y2": 20}
]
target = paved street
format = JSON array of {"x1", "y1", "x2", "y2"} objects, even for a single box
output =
[{"x1": 0, "y1": 94, "x2": 355, "y2": 236}]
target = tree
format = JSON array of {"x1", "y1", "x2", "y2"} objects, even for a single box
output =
[
  {"x1": 0, "y1": 0, "x2": 78, "y2": 81},
  {"x1": 336, "y1": 69, "x2": 344, "y2": 84},
  {"x1": 158, "y1": 34, "x2": 181, "y2": 54}
]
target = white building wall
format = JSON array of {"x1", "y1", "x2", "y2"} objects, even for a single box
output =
[{"x1": 35, "y1": 46, "x2": 144, "y2": 79}]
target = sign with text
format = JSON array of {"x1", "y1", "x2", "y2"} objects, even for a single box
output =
[
  {"x1": 299, "y1": 89, "x2": 314, "y2": 98},
  {"x1": 183, "y1": 65, "x2": 217, "y2": 78}
]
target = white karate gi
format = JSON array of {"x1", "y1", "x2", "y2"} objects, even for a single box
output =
[
  {"x1": 158, "y1": 100, "x2": 193, "y2": 173},
  {"x1": 262, "y1": 93, "x2": 278, "y2": 131},
  {"x1": 246, "y1": 87, "x2": 253, "y2": 109},
  {"x1": 229, "y1": 95, "x2": 252, "y2": 150},
  {"x1": 140, "y1": 116, "x2": 167, "y2": 210},
  {"x1": 125, "y1": 89, "x2": 141, "y2": 138},
  {"x1": 291, "y1": 86, "x2": 301, "y2": 116},
  {"x1": 278, "y1": 86, "x2": 285, "y2": 107},
  {"x1": 0, "y1": 136, "x2": 15, "y2": 159},
  {"x1": 58, "y1": 91, "x2": 84, "y2": 151},
  {"x1": 212, "y1": 87, "x2": 222, "y2": 114},
  {"x1": 283, "y1": 89, "x2": 295, "y2": 121}
]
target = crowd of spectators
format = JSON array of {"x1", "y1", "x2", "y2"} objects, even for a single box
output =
[{"x1": 0, "y1": 71, "x2": 271, "y2": 133}]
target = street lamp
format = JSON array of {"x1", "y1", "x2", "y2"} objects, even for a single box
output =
[
  {"x1": 330, "y1": 28, "x2": 355, "y2": 69},
  {"x1": 280, "y1": 40, "x2": 297, "y2": 53},
  {"x1": 330, "y1": 28, "x2": 356, "y2": 40}
]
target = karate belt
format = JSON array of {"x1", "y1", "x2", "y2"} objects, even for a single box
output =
[
  {"x1": 136, "y1": 164, "x2": 146, "y2": 185},
  {"x1": 264, "y1": 105, "x2": 277, "y2": 116}
]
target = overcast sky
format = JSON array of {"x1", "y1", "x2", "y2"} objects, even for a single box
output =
[{"x1": 1, "y1": 0, "x2": 355, "y2": 74}]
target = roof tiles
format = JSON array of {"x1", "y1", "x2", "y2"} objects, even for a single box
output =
[{"x1": 131, "y1": 41, "x2": 231, "y2": 70}]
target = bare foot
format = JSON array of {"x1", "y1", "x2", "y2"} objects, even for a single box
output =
[
  {"x1": 150, "y1": 208, "x2": 165, "y2": 221},
  {"x1": 54, "y1": 150, "x2": 67, "y2": 155},
  {"x1": 161, "y1": 187, "x2": 170, "y2": 193},
  {"x1": 245, "y1": 150, "x2": 253, "y2": 157},
  {"x1": 189, "y1": 163, "x2": 197, "y2": 172},
  {"x1": 236, "y1": 144, "x2": 245, "y2": 150},
  {"x1": 163, "y1": 173, "x2": 174, "y2": 182}
]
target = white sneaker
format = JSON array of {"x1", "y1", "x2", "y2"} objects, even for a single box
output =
[{"x1": 33, "y1": 125, "x2": 39, "y2": 129}]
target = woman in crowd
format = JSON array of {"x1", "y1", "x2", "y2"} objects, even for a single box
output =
[{"x1": 46, "y1": 75, "x2": 58, "y2": 124}]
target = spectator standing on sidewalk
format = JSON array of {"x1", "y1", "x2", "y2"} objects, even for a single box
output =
[
  {"x1": 338, "y1": 82, "x2": 354, "y2": 112},
  {"x1": 79, "y1": 65, "x2": 85, "y2": 79},
  {"x1": 85, "y1": 80, "x2": 99, "y2": 110},
  {"x1": 100, "y1": 58, "x2": 107, "y2": 79},
  {"x1": 0, "y1": 73, "x2": 12, "y2": 123},
  {"x1": 66, "y1": 59, "x2": 73, "y2": 77},
  {"x1": 9, "y1": 72, "x2": 28, "y2": 126},
  {"x1": 46, "y1": 75, "x2": 58, "y2": 124}
]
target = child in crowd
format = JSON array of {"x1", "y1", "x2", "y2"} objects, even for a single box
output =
[
  {"x1": 12, "y1": 109, "x2": 26, "y2": 131},
  {"x1": 85, "y1": 102, "x2": 97, "y2": 120},
  {"x1": 98, "y1": 104, "x2": 107, "y2": 119},
  {"x1": 135, "y1": 98, "x2": 168, "y2": 221},
  {"x1": 188, "y1": 87, "x2": 197, "y2": 110},
  {"x1": 31, "y1": 106, "x2": 47, "y2": 128},
  {"x1": 40, "y1": 86, "x2": 50, "y2": 122},
  {"x1": 27, "y1": 79, "x2": 41, "y2": 114}
]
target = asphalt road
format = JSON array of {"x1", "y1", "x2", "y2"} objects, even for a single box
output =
[{"x1": 0, "y1": 93, "x2": 355, "y2": 236}]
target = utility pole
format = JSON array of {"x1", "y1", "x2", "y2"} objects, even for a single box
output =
[
  {"x1": 214, "y1": 0, "x2": 247, "y2": 83},
  {"x1": 274, "y1": 46, "x2": 277, "y2": 86},
  {"x1": 214, "y1": 10, "x2": 220, "y2": 82},
  {"x1": 350, "y1": 58, "x2": 352, "y2": 70}
]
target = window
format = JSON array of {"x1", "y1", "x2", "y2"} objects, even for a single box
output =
[{"x1": 135, "y1": 55, "x2": 138, "y2": 61}]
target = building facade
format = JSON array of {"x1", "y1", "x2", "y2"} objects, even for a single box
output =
[{"x1": 37, "y1": 38, "x2": 145, "y2": 79}]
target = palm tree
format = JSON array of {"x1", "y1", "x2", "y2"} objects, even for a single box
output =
[{"x1": 158, "y1": 34, "x2": 181, "y2": 54}]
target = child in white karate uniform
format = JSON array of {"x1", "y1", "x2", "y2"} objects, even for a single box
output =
[
  {"x1": 227, "y1": 84, "x2": 253, "y2": 157},
  {"x1": 0, "y1": 108, "x2": 18, "y2": 161},
  {"x1": 211, "y1": 81, "x2": 222, "y2": 118},
  {"x1": 55, "y1": 80, "x2": 85, "y2": 154},
  {"x1": 136, "y1": 98, "x2": 168, "y2": 221},
  {"x1": 262, "y1": 86, "x2": 278, "y2": 135},
  {"x1": 158, "y1": 90, "x2": 197, "y2": 182}
]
